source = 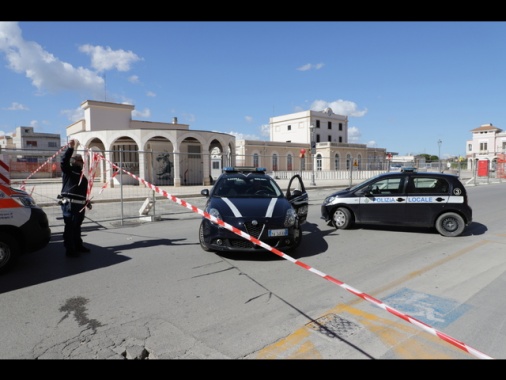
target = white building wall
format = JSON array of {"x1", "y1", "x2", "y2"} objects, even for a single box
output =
[
  {"x1": 83, "y1": 100, "x2": 134, "y2": 131},
  {"x1": 270, "y1": 108, "x2": 348, "y2": 145}
]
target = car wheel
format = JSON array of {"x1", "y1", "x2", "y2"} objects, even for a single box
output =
[
  {"x1": 0, "y1": 233, "x2": 20, "y2": 274},
  {"x1": 331, "y1": 207, "x2": 353, "y2": 229},
  {"x1": 435, "y1": 212, "x2": 465, "y2": 237},
  {"x1": 199, "y1": 221, "x2": 211, "y2": 251}
]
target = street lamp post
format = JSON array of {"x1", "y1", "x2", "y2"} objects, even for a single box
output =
[
  {"x1": 310, "y1": 124, "x2": 316, "y2": 186},
  {"x1": 437, "y1": 139, "x2": 442, "y2": 172}
]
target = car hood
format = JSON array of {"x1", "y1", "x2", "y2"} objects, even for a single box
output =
[
  {"x1": 211, "y1": 197, "x2": 289, "y2": 218},
  {"x1": 327, "y1": 188, "x2": 355, "y2": 198}
]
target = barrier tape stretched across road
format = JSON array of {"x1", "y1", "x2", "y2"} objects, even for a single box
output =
[
  {"x1": 96, "y1": 154, "x2": 493, "y2": 359},
  {"x1": 12, "y1": 146, "x2": 493, "y2": 359},
  {"x1": 14, "y1": 146, "x2": 494, "y2": 359}
]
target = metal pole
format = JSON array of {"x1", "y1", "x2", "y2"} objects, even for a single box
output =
[
  {"x1": 120, "y1": 149, "x2": 124, "y2": 225},
  {"x1": 438, "y1": 139, "x2": 442, "y2": 172},
  {"x1": 310, "y1": 125, "x2": 316, "y2": 186}
]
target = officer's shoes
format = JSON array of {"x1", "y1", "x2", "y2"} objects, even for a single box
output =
[
  {"x1": 66, "y1": 250, "x2": 80, "y2": 257},
  {"x1": 77, "y1": 246, "x2": 91, "y2": 253}
]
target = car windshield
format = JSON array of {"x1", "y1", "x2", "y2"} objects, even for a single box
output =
[{"x1": 214, "y1": 175, "x2": 282, "y2": 197}]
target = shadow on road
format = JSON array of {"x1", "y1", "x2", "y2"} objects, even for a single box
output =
[{"x1": 0, "y1": 230, "x2": 180, "y2": 294}]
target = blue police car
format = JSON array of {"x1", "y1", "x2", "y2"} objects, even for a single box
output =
[
  {"x1": 199, "y1": 167, "x2": 308, "y2": 253},
  {"x1": 320, "y1": 169, "x2": 472, "y2": 237}
]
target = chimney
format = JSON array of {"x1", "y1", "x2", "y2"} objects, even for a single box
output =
[{"x1": 172, "y1": 117, "x2": 178, "y2": 124}]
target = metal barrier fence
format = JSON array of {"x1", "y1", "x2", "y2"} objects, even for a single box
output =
[{"x1": 1, "y1": 148, "x2": 479, "y2": 227}]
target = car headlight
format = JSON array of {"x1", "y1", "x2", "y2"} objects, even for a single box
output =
[
  {"x1": 208, "y1": 207, "x2": 221, "y2": 221},
  {"x1": 12, "y1": 196, "x2": 37, "y2": 207},
  {"x1": 323, "y1": 195, "x2": 337, "y2": 204},
  {"x1": 284, "y1": 208, "x2": 296, "y2": 227}
]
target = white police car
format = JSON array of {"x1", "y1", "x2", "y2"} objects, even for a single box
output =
[
  {"x1": 199, "y1": 167, "x2": 308, "y2": 253},
  {"x1": 320, "y1": 169, "x2": 472, "y2": 237}
]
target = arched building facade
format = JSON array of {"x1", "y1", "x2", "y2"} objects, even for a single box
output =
[{"x1": 67, "y1": 100, "x2": 235, "y2": 187}]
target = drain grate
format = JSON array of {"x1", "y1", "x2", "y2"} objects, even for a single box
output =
[{"x1": 306, "y1": 314, "x2": 362, "y2": 339}]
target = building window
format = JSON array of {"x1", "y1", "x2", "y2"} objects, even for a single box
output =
[
  {"x1": 346, "y1": 154, "x2": 351, "y2": 170},
  {"x1": 468, "y1": 144, "x2": 472, "y2": 151},
  {"x1": 339, "y1": 123, "x2": 343, "y2": 131},
  {"x1": 253, "y1": 153, "x2": 259, "y2": 167},
  {"x1": 327, "y1": 135, "x2": 331, "y2": 142},
  {"x1": 272, "y1": 154, "x2": 278, "y2": 171},
  {"x1": 48, "y1": 141, "x2": 58, "y2": 148},
  {"x1": 316, "y1": 154, "x2": 322, "y2": 171},
  {"x1": 327, "y1": 121, "x2": 332, "y2": 129},
  {"x1": 480, "y1": 142, "x2": 488, "y2": 152},
  {"x1": 316, "y1": 134, "x2": 320, "y2": 143},
  {"x1": 357, "y1": 154, "x2": 362, "y2": 170},
  {"x1": 26, "y1": 140, "x2": 37, "y2": 147},
  {"x1": 316, "y1": 120, "x2": 320, "y2": 128},
  {"x1": 287, "y1": 125, "x2": 291, "y2": 131},
  {"x1": 339, "y1": 136, "x2": 343, "y2": 143},
  {"x1": 334, "y1": 154, "x2": 340, "y2": 170},
  {"x1": 287, "y1": 154, "x2": 293, "y2": 171},
  {"x1": 212, "y1": 161, "x2": 220, "y2": 169}
]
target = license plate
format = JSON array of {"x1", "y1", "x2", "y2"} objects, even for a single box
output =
[{"x1": 268, "y1": 228, "x2": 288, "y2": 237}]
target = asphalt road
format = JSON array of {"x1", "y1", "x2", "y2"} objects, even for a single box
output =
[{"x1": 0, "y1": 183, "x2": 505, "y2": 360}]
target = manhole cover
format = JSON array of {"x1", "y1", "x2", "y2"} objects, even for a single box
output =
[{"x1": 306, "y1": 314, "x2": 362, "y2": 339}]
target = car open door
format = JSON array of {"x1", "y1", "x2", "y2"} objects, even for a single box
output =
[{"x1": 286, "y1": 174, "x2": 309, "y2": 224}]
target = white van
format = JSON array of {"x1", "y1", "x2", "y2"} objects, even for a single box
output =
[{"x1": 0, "y1": 184, "x2": 51, "y2": 274}]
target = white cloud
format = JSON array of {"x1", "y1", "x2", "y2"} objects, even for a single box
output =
[
  {"x1": 260, "y1": 124, "x2": 270, "y2": 137},
  {"x1": 297, "y1": 63, "x2": 325, "y2": 71},
  {"x1": 348, "y1": 126, "x2": 361, "y2": 143},
  {"x1": 226, "y1": 124, "x2": 269, "y2": 140},
  {"x1": 227, "y1": 131, "x2": 262, "y2": 140},
  {"x1": 146, "y1": 91, "x2": 156, "y2": 97},
  {"x1": 79, "y1": 44, "x2": 142, "y2": 72},
  {"x1": 132, "y1": 108, "x2": 150, "y2": 118},
  {"x1": 245, "y1": 116, "x2": 253, "y2": 123},
  {"x1": 0, "y1": 22, "x2": 105, "y2": 97},
  {"x1": 0, "y1": 22, "x2": 143, "y2": 100},
  {"x1": 310, "y1": 99, "x2": 367, "y2": 117},
  {"x1": 61, "y1": 107, "x2": 84, "y2": 123},
  {"x1": 4, "y1": 102, "x2": 29, "y2": 111},
  {"x1": 182, "y1": 113, "x2": 196, "y2": 123},
  {"x1": 128, "y1": 75, "x2": 140, "y2": 83}
]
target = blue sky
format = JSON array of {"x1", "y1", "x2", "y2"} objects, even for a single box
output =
[{"x1": 1, "y1": 21, "x2": 505, "y2": 158}]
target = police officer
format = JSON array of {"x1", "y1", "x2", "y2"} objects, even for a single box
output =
[{"x1": 60, "y1": 139, "x2": 92, "y2": 257}]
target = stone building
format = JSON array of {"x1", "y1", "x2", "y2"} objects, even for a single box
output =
[
  {"x1": 466, "y1": 123, "x2": 506, "y2": 172},
  {"x1": 67, "y1": 100, "x2": 235, "y2": 187}
]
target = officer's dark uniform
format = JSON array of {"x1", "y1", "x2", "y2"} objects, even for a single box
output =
[{"x1": 60, "y1": 146, "x2": 90, "y2": 256}]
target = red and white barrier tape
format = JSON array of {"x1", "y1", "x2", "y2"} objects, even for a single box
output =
[
  {"x1": 15, "y1": 149, "x2": 494, "y2": 360},
  {"x1": 17, "y1": 144, "x2": 68, "y2": 191},
  {"x1": 98, "y1": 154, "x2": 493, "y2": 360}
]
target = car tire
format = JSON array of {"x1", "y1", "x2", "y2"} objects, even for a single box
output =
[
  {"x1": 331, "y1": 207, "x2": 353, "y2": 230},
  {"x1": 435, "y1": 212, "x2": 466, "y2": 237},
  {"x1": 0, "y1": 232, "x2": 20, "y2": 274},
  {"x1": 199, "y1": 221, "x2": 211, "y2": 251}
]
